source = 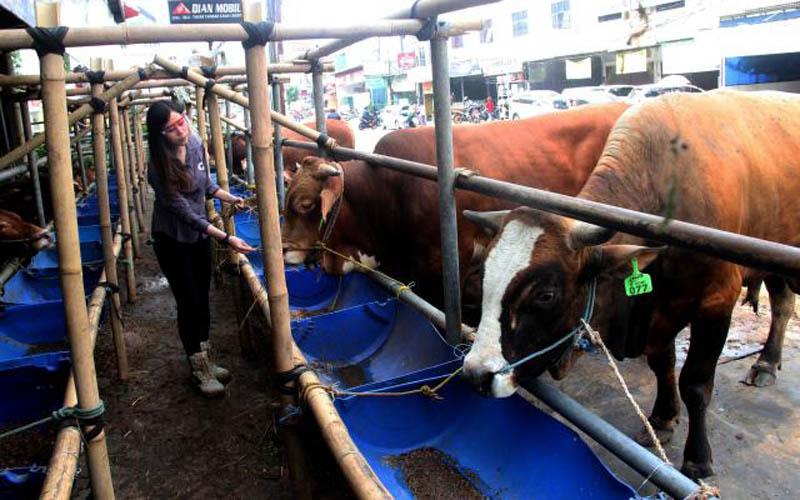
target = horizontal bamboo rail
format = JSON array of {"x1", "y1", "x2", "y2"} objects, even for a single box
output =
[
  {"x1": 154, "y1": 56, "x2": 333, "y2": 149},
  {"x1": 0, "y1": 62, "x2": 334, "y2": 87},
  {"x1": 41, "y1": 229, "x2": 122, "y2": 500},
  {"x1": 219, "y1": 115, "x2": 247, "y2": 132},
  {"x1": 0, "y1": 65, "x2": 156, "y2": 170},
  {"x1": 0, "y1": 20, "x2": 427, "y2": 50}
]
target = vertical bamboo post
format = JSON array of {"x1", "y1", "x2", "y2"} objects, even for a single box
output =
[
  {"x1": 12, "y1": 101, "x2": 25, "y2": 149},
  {"x1": 90, "y1": 57, "x2": 128, "y2": 381},
  {"x1": 73, "y1": 122, "x2": 88, "y2": 190},
  {"x1": 242, "y1": 1, "x2": 311, "y2": 497},
  {"x1": 122, "y1": 108, "x2": 144, "y2": 234},
  {"x1": 35, "y1": 3, "x2": 115, "y2": 498},
  {"x1": 206, "y1": 92, "x2": 235, "y2": 250},
  {"x1": 194, "y1": 85, "x2": 211, "y2": 182},
  {"x1": 20, "y1": 101, "x2": 46, "y2": 226},
  {"x1": 132, "y1": 107, "x2": 147, "y2": 206},
  {"x1": 117, "y1": 100, "x2": 140, "y2": 257},
  {"x1": 106, "y1": 59, "x2": 136, "y2": 304}
]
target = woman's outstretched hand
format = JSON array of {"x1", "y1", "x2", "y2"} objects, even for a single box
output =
[
  {"x1": 227, "y1": 235, "x2": 256, "y2": 254},
  {"x1": 231, "y1": 196, "x2": 247, "y2": 211}
]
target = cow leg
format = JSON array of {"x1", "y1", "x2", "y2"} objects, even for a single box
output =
[
  {"x1": 636, "y1": 341, "x2": 680, "y2": 447},
  {"x1": 678, "y1": 314, "x2": 730, "y2": 479},
  {"x1": 744, "y1": 276, "x2": 794, "y2": 387}
]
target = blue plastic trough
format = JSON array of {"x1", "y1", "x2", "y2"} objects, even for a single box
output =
[
  {"x1": 335, "y1": 364, "x2": 637, "y2": 499},
  {"x1": 0, "y1": 467, "x2": 47, "y2": 500},
  {"x1": 0, "y1": 352, "x2": 70, "y2": 427},
  {"x1": 27, "y1": 241, "x2": 104, "y2": 277}
]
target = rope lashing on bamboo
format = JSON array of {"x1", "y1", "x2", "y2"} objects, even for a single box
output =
[
  {"x1": 276, "y1": 364, "x2": 314, "y2": 395},
  {"x1": 240, "y1": 20, "x2": 274, "y2": 49},
  {"x1": 25, "y1": 26, "x2": 69, "y2": 56},
  {"x1": 137, "y1": 67, "x2": 149, "y2": 81},
  {"x1": 89, "y1": 96, "x2": 107, "y2": 114},
  {"x1": 0, "y1": 401, "x2": 105, "y2": 441},
  {"x1": 201, "y1": 78, "x2": 216, "y2": 109},
  {"x1": 178, "y1": 66, "x2": 189, "y2": 80},
  {"x1": 84, "y1": 70, "x2": 105, "y2": 84},
  {"x1": 96, "y1": 281, "x2": 120, "y2": 294},
  {"x1": 200, "y1": 65, "x2": 217, "y2": 79}
]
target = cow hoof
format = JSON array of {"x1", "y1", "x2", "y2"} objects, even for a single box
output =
[
  {"x1": 742, "y1": 361, "x2": 777, "y2": 387},
  {"x1": 634, "y1": 425, "x2": 674, "y2": 448},
  {"x1": 681, "y1": 460, "x2": 714, "y2": 480}
]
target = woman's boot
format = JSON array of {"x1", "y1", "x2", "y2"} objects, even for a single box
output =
[
  {"x1": 188, "y1": 351, "x2": 225, "y2": 397},
  {"x1": 200, "y1": 341, "x2": 232, "y2": 384}
]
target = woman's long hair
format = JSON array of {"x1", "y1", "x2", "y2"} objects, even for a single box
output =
[{"x1": 147, "y1": 100, "x2": 194, "y2": 193}]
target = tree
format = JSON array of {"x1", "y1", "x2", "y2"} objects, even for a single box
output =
[{"x1": 286, "y1": 85, "x2": 298, "y2": 104}]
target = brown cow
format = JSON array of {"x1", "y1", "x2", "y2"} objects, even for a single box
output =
[
  {"x1": 462, "y1": 90, "x2": 800, "y2": 479},
  {"x1": 281, "y1": 103, "x2": 630, "y2": 320},
  {"x1": 0, "y1": 209, "x2": 52, "y2": 257}
]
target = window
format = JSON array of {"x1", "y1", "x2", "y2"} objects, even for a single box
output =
[
  {"x1": 598, "y1": 12, "x2": 622, "y2": 22},
  {"x1": 451, "y1": 35, "x2": 463, "y2": 48},
  {"x1": 551, "y1": 1, "x2": 571, "y2": 29},
  {"x1": 512, "y1": 10, "x2": 528, "y2": 37},
  {"x1": 417, "y1": 46, "x2": 427, "y2": 67},
  {"x1": 480, "y1": 19, "x2": 494, "y2": 43}
]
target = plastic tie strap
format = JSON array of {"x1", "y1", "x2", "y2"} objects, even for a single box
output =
[
  {"x1": 97, "y1": 281, "x2": 120, "y2": 294},
  {"x1": 85, "y1": 70, "x2": 105, "y2": 84},
  {"x1": 178, "y1": 65, "x2": 189, "y2": 80},
  {"x1": 315, "y1": 133, "x2": 331, "y2": 149},
  {"x1": 120, "y1": 232, "x2": 133, "y2": 243},
  {"x1": 0, "y1": 401, "x2": 105, "y2": 441},
  {"x1": 136, "y1": 67, "x2": 148, "y2": 81},
  {"x1": 416, "y1": 17, "x2": 438, "y2": 41},
  {"x1": 240, "y1": 20, "x2": 275, "y2": 49},
  {"x1": 89, "y1": 96, "x2": 107, "y2": 114},
  {"x1": 200, "y1": 65, "x2": 217, "y2": 79},
  {"x1": 25, "y1": 26, "x2": 69, "y2": 57},
  {"x1": 275, "y1": 364, "x2": 312, "y2": 395}
]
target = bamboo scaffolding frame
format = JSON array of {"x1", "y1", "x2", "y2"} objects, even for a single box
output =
[
  {"x1": 106, "y1": 59, "x2": 137, "y2": 304},
  {"x1": 19, "y1": 99, "x2": 46, "y2": 225},
  {"x1": 34, "y1": 3, "x2": 114, "y2": 498},
  {"x1": 41, "y1": 229, "x2": 123, "y2": 500},
  {"x1": 206, "y1": 92, "x2": 236, "y2": 253},
  {"x1": 123, "y1": 97, "x2": 171, "y2": 106},
  {"x1": 219, "y1": 114, "x2": 247, "y2": 132},
  {"x1": 132, "y1": 107, "x2": 148, "y2": 208},
  {"x1": 0, "y1": 64, "x2": 156, "y2": 170},
  {"x1": 122, "y1": 108, "x2": 145, "y2": 232},
  {"x1": 115, "y1": 96, "x2": 141, "y2": 256},
  {"x1": 154, "y1": 55, "x2": 334, "y2": 149},
  {"x1": 0, "y1": 62, "x2": 334, "y2": 87}
]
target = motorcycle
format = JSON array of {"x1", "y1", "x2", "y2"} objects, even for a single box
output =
[{"x1": 358, "y1": 112, "x2": 382, "y2": 130}]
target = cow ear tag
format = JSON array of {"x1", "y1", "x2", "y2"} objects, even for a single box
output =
[{"x1": 624, "y1": 257, "x2": 653, "y2": 297}]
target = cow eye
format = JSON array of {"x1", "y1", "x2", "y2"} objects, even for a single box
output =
[
  {"x1": 294, "y1": 199, "x2": 315, "y2": 214},
  {"x1": 533, "y1": 289, "x2": 556, "y2": 306}
]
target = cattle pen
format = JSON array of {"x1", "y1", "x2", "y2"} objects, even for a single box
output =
[{"x1": 0, "y1": 0, "x2": 798, "y2": 499}]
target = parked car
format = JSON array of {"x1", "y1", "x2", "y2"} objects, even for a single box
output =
[
  {"x1": 561, "y1": 87, "x2": 619, "y2": 107},
  {"x1": 508, "y1": 91, "x2": 568, "y2": 119},
  {"x1": 627, "y1": 83, "x2": 704, "y2": 103}
]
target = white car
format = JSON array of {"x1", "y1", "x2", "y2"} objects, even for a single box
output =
[
  {"x1": 507, "y1": 91, "x2": 567, "y2": 119},
  {"x1": 381, "y1": 104, "x2": 412, "y2": 130},
  {"x1": 627, "y1": 83, "x2": 704, "y2": 103},
  {"x1": 561, "y1": 87, "x2": 620, "y2": 107}
]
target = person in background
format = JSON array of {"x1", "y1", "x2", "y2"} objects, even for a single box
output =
[
  {"x1": 485, "y1": 95, "x2": 496, "y2": 118},
  {"x1": 146, "y1": 100, "x2": 256, "y2": 398},
  {"x1": 325, "y1": 107, "x2": 342, "y2": 120}
]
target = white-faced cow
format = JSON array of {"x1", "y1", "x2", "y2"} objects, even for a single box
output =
[
  {"x1": 280, "y1": 103, "x2": 630, "y2": 322},
  {"x1": 463, "y1": 90, "x2": 800, "y2": 479}
]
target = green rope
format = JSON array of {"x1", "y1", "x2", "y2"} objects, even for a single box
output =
[{"x1": 0, "y1": 401, "x2": 105, "y2": 440}]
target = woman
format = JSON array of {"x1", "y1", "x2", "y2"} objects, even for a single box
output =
[{"x1": 146, "y1": 100, "x2": 255, "y2": 397}]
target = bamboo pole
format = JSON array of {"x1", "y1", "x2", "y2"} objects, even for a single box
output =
[
  {"x1": 0, "y1": 62, "x2": 333, "y2": 87},
  {"x1": 153, "y1": 55, "x2": 335, "y2": 150},
  {"x1": 124, "y1": 97, "x2": 171, "y2": 106},
  {"x1": 73, "y1": 122, "x2": 88, "y2": 188},
  {"x1": 34, "y1": 3, "x2": 114, "y2": 499},
  {"x1": 206, "y1": 92, "x2": 235, "y2": 251},
  {"x1": 90, "y1": 57, "x2": 127, "y2": 381},
  {"x1": 20, "y1": 100, "x2": 46, "y2": 225},
  {"x1": 132, "y1": 107, "x2": 148, "y2": 207},
  {"x1": 106, "y1": 59, "x2": 137, "y2": 304},
  {"x1": 41, "y1": 230, "x2": 123, "y2": 500},
  {"x1": 219, "y1": 114, "x2": 246, "y2": 132},
  {"x1": 122, "y1": 108, "x2": 145, "y2": 235},
  {"x1": 195, "y1": 85, "x2": 211, "y2": 181},
  {"x1": 116, "y1": 99, "x2": 141, "y2": 257},
  {"x1": 0, "y1": 20, "x2": 428, "y2": 51},
  {"x1": 0, "y1": 64, "x2": 156, "y2": 170}
]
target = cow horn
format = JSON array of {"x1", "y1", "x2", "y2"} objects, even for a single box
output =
[
  {"x1": 316, "y1": 163, "x2": 341, "y2": 179},
  {"x1": 568, "y1": 221, "x2": 615, "y2": 248},
  {"x1": 463, "y1": 210, "x2": 509, "y2": 233}
]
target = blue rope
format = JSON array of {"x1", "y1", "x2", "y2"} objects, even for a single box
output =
[{"x1": 496, "y1": 279, "x2": 597, "y2": 375}]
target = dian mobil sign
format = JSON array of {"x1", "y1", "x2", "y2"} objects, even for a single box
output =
[{"x1": 168, "y1": 0, "x2": 242, "y2": 24}]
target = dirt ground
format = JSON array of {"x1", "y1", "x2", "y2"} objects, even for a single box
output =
[
  {"x1": 72, "y1": 219, "x2": 353, "y2": 498},
  {"x1": 547, "y1": 288, "x2": 800, "y2": 499}
]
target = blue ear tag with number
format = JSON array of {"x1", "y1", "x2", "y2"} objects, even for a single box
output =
[{"x1": 624, "y1": 256, "x2": 653, "y2": 297}]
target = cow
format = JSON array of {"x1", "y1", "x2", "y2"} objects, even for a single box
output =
[
  {"x1": 280, "y1": 103, "x2": 630, "y2": 322},
  {"x1": 0, "y1": 209, "x2": 52, "y2": 258},
  {"x1": 461, "y1": 90, "x2": 800, "y2": 479}
]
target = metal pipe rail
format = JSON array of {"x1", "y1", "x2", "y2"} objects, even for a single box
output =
[
  {"x1": 281, "y1": 140, "x2": 800, "y2": 280},
  {"x1": 298, "y1": 0, "x2": 500, "y2": 60}
]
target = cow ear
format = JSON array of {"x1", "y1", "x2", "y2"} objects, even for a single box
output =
[
  {"x1": 593, "y1": 245, "x2": 664, "y2": 279},
  {"x1": 283, "y1": 169, "x2": 295, "y2": 184},
  {"x1": 319, "y1": 175, "x2": 343, "y2": 223}
]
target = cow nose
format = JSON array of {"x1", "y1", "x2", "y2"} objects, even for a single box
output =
[{"x1": 463, "y1": 366, "x2": 496, "y2": 396}]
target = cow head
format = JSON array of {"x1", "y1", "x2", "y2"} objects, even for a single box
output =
[
  {"x1": 0, "y1": 209, "x2": 52, "y2": 252},
  {"x1": 281, "y1": 156, "x2": 343, "y2": 267},
  {"x1": 462, "y1": 207, "x2": 661, "y2": 397}
]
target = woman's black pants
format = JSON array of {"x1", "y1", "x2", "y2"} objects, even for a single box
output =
[{"x1": 152, "y1": 232, "x2": 212, "y2": 356}]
